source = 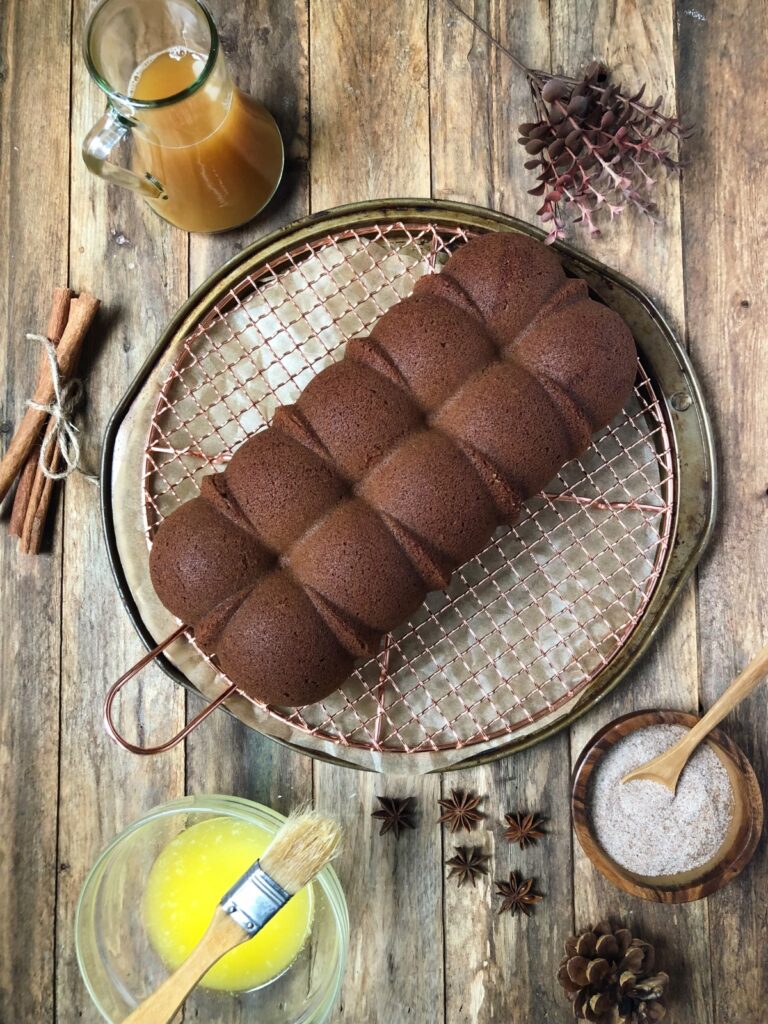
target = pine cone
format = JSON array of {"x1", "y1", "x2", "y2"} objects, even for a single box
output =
[
  {"x1": 556, "y1": 921, "x2": 669, "y2": 1024},
  {"x1": 518, "y1": 61, "x2": 692, "y2": 243}
]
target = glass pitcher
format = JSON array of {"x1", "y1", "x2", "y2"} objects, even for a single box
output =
[{"x1": 82, "y1": 0, "x2": 284, "y2": 233}]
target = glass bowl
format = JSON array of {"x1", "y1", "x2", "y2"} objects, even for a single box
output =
[{"x1": 75, "y1": 796, "x2": 348, "y2": 1022}]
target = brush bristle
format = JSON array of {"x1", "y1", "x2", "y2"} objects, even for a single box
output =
[{"x1": 259, "y1": 811, "x2": 341, "y2": 895}]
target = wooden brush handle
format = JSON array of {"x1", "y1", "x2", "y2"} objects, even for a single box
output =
[
  {"x1": 679, "y1": 642, "x2": 768, "y2": 756},
  {"x1": 123, "y1": 907, "x2": 247, "y2": 1024}
]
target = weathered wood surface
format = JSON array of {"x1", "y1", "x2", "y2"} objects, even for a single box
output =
[
  {"x1": 0, "y1": 0, "x2": 766, "y2": 1022},
  {"x1": 431, "y1": 5, "x2": 574, "y2": 1022},
  {"x1": 550, "y1": 4, "x2": 714, "y2": 1023},
  {"x1": 54, "y1": 0, "x2": 188, "y2": 1018},
  {"x1": 185, "y1": 0, "x2": 313, "y2": 824},
  {"x1": 0, "y1": 3, "x2": 70, "y2": 1022},
  {"x1": 182, "y1": 9, "x2": 314, "y2": 1017},
  {"x1": 676, "y1": 1, "x2": 768, "y2": 1020},
  {"x1": 310, "y1": 4, "x2": 445, "y2": 1022}
]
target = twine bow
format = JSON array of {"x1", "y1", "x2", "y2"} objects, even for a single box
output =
[{"x1": 25, "y1": 333, "x2": 85, "y2": 481}]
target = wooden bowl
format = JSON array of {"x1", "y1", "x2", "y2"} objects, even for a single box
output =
[{"x1": 572, "y1": 710, "x2": 763, "y2": 903}]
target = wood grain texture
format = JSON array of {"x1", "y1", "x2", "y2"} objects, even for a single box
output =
[
  {"x1": 0, "y1": 0, "x2": 766, "y2": 1021},
  {"x1": 430, "y1": 0, "x2": 550, "y2": 216},
  {"x1": 326, "y1": 772, "x2": 444, "y2": 1022},
  {"x1": 188, "y1": 0, "x2": 311, "y2": 292},
  {"x1": 53, "y1": 1, "x2": 187, "y2": 1020},
  {"x1": 310, "y1": 4, "x2": 443, "y2": 1022},
  {"x1": 184, "y1": 0, "x2": 313, "y2": 830},
  {"x1": 621, "y1": 643, "x2": 768, "y2": 790},
  {"x1": 569, "y1": 595, "x2": 715, "y2": 1024},
  {"x1": 0, "y1": 3, "x2": 70, "y2": 1020},
  {"x1": 551, "y1": 3, "x2": 712, "y2": 1022},
  {"x1": 441, "y1": 757, "x2": 574, "y2": 1024},
  {"x1": 310, "y1": 0, "x2": 431, "y2": 205},
  {"x1": 676, "y1": 2, "x2": 768, "y2": 1020},
  {"x1": 429, "y1": 4, "x2": 574, "y2": 1021}
]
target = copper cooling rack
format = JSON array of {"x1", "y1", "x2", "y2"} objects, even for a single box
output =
[{"x1": 102, "y1": 200, "x2": 716, "y2": 772}]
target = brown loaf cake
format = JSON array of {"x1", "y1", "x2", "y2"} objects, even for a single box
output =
[{"x1": 150, "y1": 232, "x2": 637, "y2": 706}]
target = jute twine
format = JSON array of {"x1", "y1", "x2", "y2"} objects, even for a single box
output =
[{"x1": 25, "y1": 334, "x2": 98, "y2": 484}]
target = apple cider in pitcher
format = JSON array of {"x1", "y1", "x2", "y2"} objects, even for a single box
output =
[
  {"x1": 82, "y1": 0, "x2": 284, "y2": 233},
  {"x1": 128, "y1": 47, "x2": 283, "y2": 232}
]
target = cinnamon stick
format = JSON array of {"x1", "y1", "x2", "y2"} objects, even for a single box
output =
[
  {"x1": 8, "y1": 287, "x2": 73, "y2": 535},
  {"x1": 20, "y1": 292, "x2": 99, "y2": 554},
  {"x1": 47, "y1": 287, "x2": 74, "y2": 343},
  {"x1": 22, "y1": 483, "x2": 53, "y2": 554},
  {"x1": 8, "y1": 445, "x2": 39, "y2": 537},
  {"x1": 0, "y1": 291, "x2": 99, "y2": 505},
  {"x1": 20, "y1": 426, "x2": 61, "y2": 555},
  {"x1": 23, "y1": 475, "x2": 55, "y2": 555}
]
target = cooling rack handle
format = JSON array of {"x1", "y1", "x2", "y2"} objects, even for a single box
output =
[{"x1": 104, "y1": 625, "x2": 237, "y2": 756}]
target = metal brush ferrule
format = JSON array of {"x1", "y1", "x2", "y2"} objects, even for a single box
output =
[{"x1": 220, "y1": 861, "x2": 291, "y2": 935}]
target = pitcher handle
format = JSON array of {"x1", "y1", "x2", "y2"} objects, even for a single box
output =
[{"x1": 82, "y1": 105, "x2": 167, "y2": 200}]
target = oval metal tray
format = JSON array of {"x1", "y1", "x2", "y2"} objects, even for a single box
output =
[{"x1": 101, "y1": 199, "x2": 716, "y2": 773}]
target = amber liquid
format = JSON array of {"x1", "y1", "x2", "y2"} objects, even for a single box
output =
[{"x1": 130, "y1": 49, "x2": 283, "y2": 232}]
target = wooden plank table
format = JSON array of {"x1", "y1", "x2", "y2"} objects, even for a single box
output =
[{"x1": 1, "y1": 1, "x2": 766, "y2": 1021}]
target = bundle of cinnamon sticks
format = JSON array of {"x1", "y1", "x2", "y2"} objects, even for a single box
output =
[{"x1": 0, "y1": 288, "x2": 100, "y2": 554}]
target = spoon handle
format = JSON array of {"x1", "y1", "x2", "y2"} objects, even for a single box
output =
[{"x1": 681, "y1": 642, "x2": 768, "y2": 754}]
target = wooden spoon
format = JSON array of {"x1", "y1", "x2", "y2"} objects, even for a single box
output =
[{"x1": 621, "y1": 643, "x2": 768, "y2": 792}]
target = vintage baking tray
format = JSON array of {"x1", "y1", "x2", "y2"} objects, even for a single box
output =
[{"x1": 101, "y1": 199, "x2": 716, "y2": 773}]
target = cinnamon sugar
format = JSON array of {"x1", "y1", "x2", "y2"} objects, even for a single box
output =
[{"x1": 589, "y1": 724, "x2": 734, "y2": 877}]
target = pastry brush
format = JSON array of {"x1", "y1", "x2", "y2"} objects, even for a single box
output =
[{"x1": 124, "y1": 810, "x2": 341, "y2": 1024}]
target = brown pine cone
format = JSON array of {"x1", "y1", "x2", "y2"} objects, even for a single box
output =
[{"x1": 556, "y1": 921, "x2": 668, "y2": 1023}]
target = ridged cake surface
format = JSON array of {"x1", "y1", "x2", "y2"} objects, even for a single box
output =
[{"x1": 150, "y1": 233, "x2": 637, "y2": 706}]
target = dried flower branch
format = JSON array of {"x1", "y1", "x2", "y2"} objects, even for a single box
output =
[
  {"x1": 447, "y1": 0, "x2": 693, "y2": 242},
  {"x1": 518, "y1": 62, "x2": 693, "y2": 243}
]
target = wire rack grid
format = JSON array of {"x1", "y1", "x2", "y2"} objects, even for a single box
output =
[{"x1": 140, "y1": 221, "x2": 675, "y2": 756}]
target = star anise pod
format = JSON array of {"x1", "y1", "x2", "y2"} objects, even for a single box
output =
[
  {"x1": 503, "y1": 811, "x2": 546, "y2": 849},
  {"x1": 448, "y1": 0, "x2": 693, "y2": 243},
  {"x1": 446, "y1": 846, "x2": 491, "y2": 888},
  {"x1": 372, "y1": 796, "x2": 416, "y2": 840},
  {"x1": 438, "y1": 789, "x2": 484, "y2": 832},
  {"x1": 495, "y1": 872, "x2": 543, "y2": 917}
]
